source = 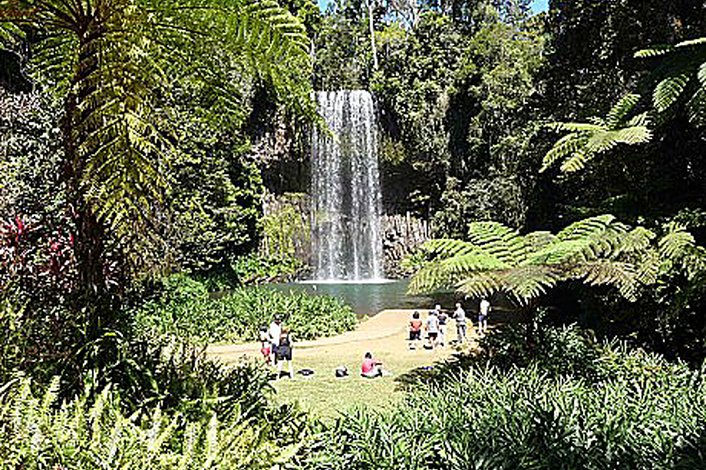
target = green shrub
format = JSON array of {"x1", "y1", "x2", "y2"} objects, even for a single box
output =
[
  {"x1": 0, "y1": 376, "x2": 308, "y2": 469},
  {"x1": 135, "y1": 275, "x2": 357, "y2": 344},
  {"x1": 302, "y1": 326, "x2": 706, "y2": 469}
]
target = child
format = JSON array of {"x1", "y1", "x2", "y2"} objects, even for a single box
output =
[
  {"x1": 259, "y1": 326, "x2": 271, "y2": 365},
  {"x1": 409, "y1": 311, "x2": 423, "y2": 349}
]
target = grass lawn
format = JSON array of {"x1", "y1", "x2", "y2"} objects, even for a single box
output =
[{"x1": 209, "y1": 310, "x2": 472, "y2": 420}]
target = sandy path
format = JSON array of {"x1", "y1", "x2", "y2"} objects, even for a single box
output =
[{"x1": 208, "y1": 309, "x2": 476, "y2": 365}]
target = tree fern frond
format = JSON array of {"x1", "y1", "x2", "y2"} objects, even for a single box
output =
[
  {"x1": 626, "y1": 111, "x2": 652, "y2": 127},
  {"x1": 546, "y1": 122, "x2": 604, "y2": 132},
  {"x1": 422, "y1": 238, "x2": 482, "y2": 259},
  {"x1": 634, "y1": 45, "x2": 674, "y2": 58},
  {"x1": 540, "y1": 133, "x2": 586, "y2": 172},
  {"x1": 675, "y1": 37, "x2": 706, "y2": 48},
  {"x1": 467, "y1": 222, "x2": 528, "y2": 266},
  {"x1": 455, "y1": 272, "x2": 503, "y2": 300},
  {"x1": 605, "y1": 93, "x2": 641, "y2": 127},
  {"x1": 558, "y1": 149, "x2": 591, "y2": 173},
  {"x1": 658, "y1": 223, "x2": 695, "y2": 261},
  {"x1": 687, "y1": 85, "x2": 706, "y2": 125},
  {"x1": 636, "y1": 249, "x2": 662, "y2": 286},
  {"x1": 500, "y1": 265, "x2": 563, "y2": 303},
  {"x1": 653, "y1": 72, "x2": 691, "y2": 112}
]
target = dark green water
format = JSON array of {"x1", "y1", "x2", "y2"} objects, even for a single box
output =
[{"x1": 270, "y1": 280, "x2": 455, "y2": 316}]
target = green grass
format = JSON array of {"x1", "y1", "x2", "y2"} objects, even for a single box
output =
[{"x1": 270, "y1": 342, "x2": 454, "y2": 420}]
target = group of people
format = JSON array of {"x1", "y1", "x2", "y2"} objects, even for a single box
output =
[
  {"x1": 409, "y1": 299, "x2": 491, "y2": 350},
  {"x1": 259, "y1": 315, "x2": 294, "y2": 379},
  {"x1": 257, "y1": 298, "x2": 493, "y2": 380}
]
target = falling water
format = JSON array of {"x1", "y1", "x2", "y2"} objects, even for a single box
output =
[{"x1": 311, "y1": 90, "x2": 384, "y2": 281}]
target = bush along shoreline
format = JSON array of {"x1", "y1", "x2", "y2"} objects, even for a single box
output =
[{"x1": 134, "y1": 274, "x2": 358, "y2": 345}]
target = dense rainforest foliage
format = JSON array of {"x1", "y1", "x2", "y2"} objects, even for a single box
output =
[{"x1": 2, "y1": 0, "x2": 706, "y2": 468}]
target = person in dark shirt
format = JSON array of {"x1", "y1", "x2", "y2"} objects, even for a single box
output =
[
  {"x1": 276, "y1": 329, "x2": 294, "y2": 379},
  {"x1": 436, "y1": 305, "x2": 448, "y2": 347},
  {"x1": 409, "y1": 311, "x2": 423, "y2": 349}
]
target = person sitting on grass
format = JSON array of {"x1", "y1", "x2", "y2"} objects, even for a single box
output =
[
  {"x1": 409, "y1": 311, "x2": 423, "y2": 349},
  {"x1": 361, "y1": 352, "x2": 383, "y2": 378},
  {"x1": 276, "y1": 329, "x2": 294, "y2": 379}
]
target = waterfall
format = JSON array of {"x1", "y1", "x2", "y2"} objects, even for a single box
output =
[{"x1": 311, "y1": 90, "x2": 384, "y2": 281}]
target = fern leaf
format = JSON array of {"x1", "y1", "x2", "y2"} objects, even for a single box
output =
[
  {"x1": 501, "y1": 265, "x2": 563, "y2": 303},
  {"x1": 456, "y1": 272, "x2": 503, "y2": 300},
  {"x1": 540, "y1": 133, "x2": 586, "y2": 172},
  {"x1": 559, "y1": 149, "x2": 593, "y2": 173},
  {"x1": 675, "y1": 37, "x2": 706, "y2": 48},
  {"x1": 659, "y1": 223, "x2": 695, "y2": 260},
  {"x1": 653, "y1": 72, "x2": 691, "y2": 112},
  {"x1": 605, "y1": 93, "x2": 640, "y2": 127},
  {"x1": 634, "y1": 45, "x2": 674, "y2": 58},
  {"x1": 546, "y1": 122, "x2": 604, "y2": 132},
  {"x1": 467, "y1": 222, "x2": 529, "y2": 266}
]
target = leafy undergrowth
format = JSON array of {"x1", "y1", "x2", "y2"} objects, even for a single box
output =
[
  {"x1": 0, "y1": 373, "x2": 311, "y2": 469},
  {"x1": 134, "y1": 274, "x2": 357, "y2": 344},
  {"x1": 300, "y1": 324, "x2": 706, "y2": 469}
]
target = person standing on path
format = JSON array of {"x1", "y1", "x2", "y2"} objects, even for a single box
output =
[
  {"x1": 409, "y1": 311, "x2": 423, "y2": 349},
  {"x1": 454, "y1": 303, "x2": 467, "y2": 343},
  {"x1": 478, "y1": 298, "x2": 491, "y2": 336},
  {"x1": 436, "y1": 305, "x2": 448, "y2": 347},
  {"x1": 268, "y1": 315, "x2": 283, "y2": 364},
  {"x1": 426, "y1": 310, "x2": 440, "y2": 349}
]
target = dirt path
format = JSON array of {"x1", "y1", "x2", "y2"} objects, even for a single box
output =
[{"x1": 208, "y1": 309, "x2": 441, "y2": 360}]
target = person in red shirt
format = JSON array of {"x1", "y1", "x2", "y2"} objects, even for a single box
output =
[
  {"x1": 409, "y1": 311, "x2": 423, "y2": 350},
  {"x1": 361, "y1": 352, "x2": 383, "y2": 378}
]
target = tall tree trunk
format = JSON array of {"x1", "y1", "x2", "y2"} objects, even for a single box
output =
[
  {"x1": 368, "y1": 0, "x2": 378, "y2": 71},
  {"x1": 61, "y1": 29, "x2": 114, "y2": 339}
]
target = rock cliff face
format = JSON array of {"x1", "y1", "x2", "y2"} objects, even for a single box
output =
[
  {"x1": 261, "y1": 192, "x2": 430, "y2": 279},
  {"x1": 381, "y1": 213, "x2": 430, "y2": 279}
]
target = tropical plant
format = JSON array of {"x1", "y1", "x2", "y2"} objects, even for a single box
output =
[
  {"x1": 408, "y1": 214, "x2": 704, "y2": 304},
  {"x1": 134, "y1": 275, "x2": 358, "y2": 344},
  {"x1": 541, "y1": 93, "x2": 652, "y2": 173},
  {"x1": 0, "y1": 0, "x2": 313, "y2": 320},
  {"x1": 635, "y1": 37, "x2": 706, "y2": 125},
  {"x1": 0, "y1": 375, "x2": 308, "y2": 469},
  {"x1": 302, "y1": 325, "x2": 706, "y2": 469}
]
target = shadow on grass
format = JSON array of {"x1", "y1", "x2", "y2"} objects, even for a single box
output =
[{"x1": 393, "y1": 346, "x2": 485, "y2": 392}]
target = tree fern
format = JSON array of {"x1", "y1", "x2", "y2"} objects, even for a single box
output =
[
  {"x1": 542, "y1": 94, "x2": 652, "y2": 173},
  {"x1": 636, "y1": 36, "x2": 706, "y2": 126},
  {"x1": 0, "y1": 0, "x2": 314, "y2": 282},
  {"x1": 408, "y1": 215, "x2": 703, "y2": 306}
]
